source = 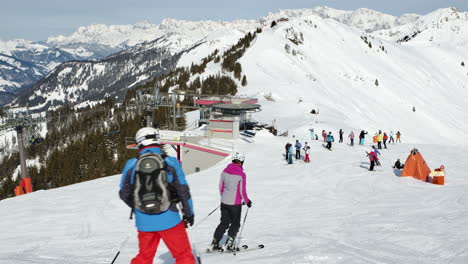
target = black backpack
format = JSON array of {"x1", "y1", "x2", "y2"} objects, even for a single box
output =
[{"x1": 120, "y1": 153, "x2": 176, "y2": 214}]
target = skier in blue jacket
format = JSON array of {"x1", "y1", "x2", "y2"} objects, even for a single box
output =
[
  {"x1": 119, "y1": 127, "x2": 195, "y2": 264},
  {"x1": 295, "y1": 140, "x2": 302, "y2": 159}
]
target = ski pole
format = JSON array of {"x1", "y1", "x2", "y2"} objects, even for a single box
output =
[
  {"x1": 234, "y1": 207, "x2": 250, "y2": 255},
  {"x1": 110, "y1": 235, "x2": 130, "y2": 264},
  {"x1": 191, "y1": 205, "x2": 220, "y2": 229},
  {"x1": 110, "y1": 210, "x2": 133, "y2": 264}
]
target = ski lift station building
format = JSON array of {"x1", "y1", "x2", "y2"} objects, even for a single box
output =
[
  {"x1": 194, "y1": 96, "x2": 261, "y2": 140},
  {"x1": 128, "y1": 96, "x2": 261, "y2": 174}
]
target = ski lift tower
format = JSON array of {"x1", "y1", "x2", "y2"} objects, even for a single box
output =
[{"x1": 0, "y1": 106, "x2": 48, "y2": 196}]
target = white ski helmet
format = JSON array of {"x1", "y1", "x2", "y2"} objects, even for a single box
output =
[
  {"x1": 135, "y1": 127, "x2": 160, "y2": 148},
  {"x1": 232, "y1": 151, "x2": 245, "y2": 163}
]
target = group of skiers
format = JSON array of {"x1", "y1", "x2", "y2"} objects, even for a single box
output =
[
  {"x1": 285, "y1": 140, "x2": 311, "y2": 164},
  {"x1": 119, "y1": 127, "x2": 252, "y2": 264},
  {"x1": 365, "y1": 130, "x2": 402, "y2": 171},
  {"x1": 288, "y1": 128, "x2": 403, "y2": 171}
]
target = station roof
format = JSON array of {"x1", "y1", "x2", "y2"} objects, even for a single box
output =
[{"x1": 211, "y1": 103, "x2": 261, "y2": 115}]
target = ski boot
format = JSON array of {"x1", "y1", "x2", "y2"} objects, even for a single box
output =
[
  {"x1": 207, "y1": 238, "x2": 221, "y2": 253},
  {"x1": 222, "y1": 236, "x2": 236, "y2": 252}
]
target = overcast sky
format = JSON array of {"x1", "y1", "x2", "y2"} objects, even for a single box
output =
[{"x1": 2, "y1": 0, "x2": 467, "y2": 41}]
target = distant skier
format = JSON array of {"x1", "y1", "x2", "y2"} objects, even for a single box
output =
[
  {"x1": 339, "y1": 129, "x2": 344, "y2": 143},
  {"x1": 285, "y1": 142, "x2": 291, "y2": 160},
  {"x1": 392, "y1": 159, "x2": 404, "y2": 169},
  {"x1": 383, "y1": 132, "x2": 388, "y2": 149},
  {"x1": 366, "y1": 149, "x2": 378, "y2": 171},
  {"x1": 295, "y1": 140, "x2": 302, "y2": 159},
  {"x1": 389, "y1": 131, "x2": 395, "y2": 144},
  {"x1": 209, "y1": 152, "x2": 251, "y2": 252},
  {"x1": 322, "y1": 130, "x2": 327, "y2": 142},
  {"x1": 288, "y1": 144, "x2": 294, "y2": 164},
  {"x1": 326, "y1": 132, "x2": 334, "y2": 150},
  {"x1": 371, "y1": 145, "x2": 381, "y2": 166},
  {"x1": 377, "y1": 130, "x2": 383, "y2": 149},
  {"x1": 396, "y1": 131, "x2": 402, "y2": 143},
  {"x1": 310, "y1": 129, "x2": 315, "y2": 141},
  {"x1": 303, "y1": 142, "x2": 308, "y2": 159},
  {"x1": 348, "y1": 131, "x2": 355, "y2": 146},
  {"x1": 304, "y1": 146, "x2": 311, "y2": 162},
  {"x1": 359, "y1": 130, "x2": 368, "y2": 145}
]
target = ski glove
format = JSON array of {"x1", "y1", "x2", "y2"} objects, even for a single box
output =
[
  {"x1": 246, "y1": 200, "x2": 252, "y2": 208},
  {"x1": 183, "y1": 215, "x2": 194, "y2": 228}
]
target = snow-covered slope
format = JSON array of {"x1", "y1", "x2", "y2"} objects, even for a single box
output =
[
  {"x1": 374, "y1": 7, "x2": 468, "y2": 44},
  {"x1": 1, "y1": 131, "x2": 467, "y2": 263},
  {"x1": 235, "y1": 13, "x2": 468, "y2": 146}
]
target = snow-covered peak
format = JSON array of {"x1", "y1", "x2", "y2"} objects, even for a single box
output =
[
  {"x1": 261, "y1": 6, "x2": 419, "y2": 33},
  {"x1": 374, "y1": 7, "x2": 468, "y2": 44},
  {"x1": 0, "y1": 39, "x2": 49, "y2": 55},
  {"x1": 46, "y1": 19, "x2": 259, "y2": 50},
  {"x1": 47, "y1": 23, "x2": 163, "y2": 48}
]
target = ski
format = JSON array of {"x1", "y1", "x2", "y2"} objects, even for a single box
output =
[{"x1": 204, "y1": 244, "x2": 265, "y2": 255}]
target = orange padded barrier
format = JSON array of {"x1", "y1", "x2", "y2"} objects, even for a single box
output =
[
  {"x1": 22, "y1": 177, "x2": 33, "y2": 193},
  {"x1": 402, "y1": 152, "x2": 431, "y2": 182},
  {"x1": 430, "y1": 165, "x2": 445, "y2": 185},
  {"x1": 14, "y1": 186, "x2": 25, "y2": 196}
]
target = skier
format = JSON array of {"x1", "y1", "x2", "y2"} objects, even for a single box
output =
[
  {"x1": 392, "y1": 159, "x2": 404, "y2": 169},
  {"x1": 304, "y1": 146, "x2": 311, "y2": 162},
  {"x1": 348, "y1": 131, "x2": 355, "y2": 146},
  {"x1": 389, "y1": 130, "x2": 395, "y2": 144},
  {"x1": 288, "y1": 144, "x2": 294, "y2": 164},
  {"x1": 383, "y1": 132, "x2": 388, "y2": 149},
  {"x1": 366, "y1": 149, "x2": 378, "y2": 171},
  {"x1": 377, "y1": 130, "x2": 383, "y2": 149},
  {"x1": 326, "y1": 132, "x2": 334, "y2": 150},
  {"x1": 339, "y1": 129, "x2": 344, "y2": 143},
  {"x1": 359, "y1": 130, "x2": 368, "y2": 145},
  {"x1": 302, "y1": 142, "x2": 308, "y2": 158},
  {"x1": 209, "y1": 152, "x2": 252, "y2": 252},
  {"x1": 396, "y1": 131, "x2": 401, "y2": 143},
  {"x1": 322, "y1": 130, "x2": 327, "y2": 142},
  {"x1": 295, "y1": 140, "x2": 302, "y2": 159},
  {"x1": 310, "y1": 129, "x2": 315, "y2": 141},
  {"x1": 371, "y1": 145, "x2": 381, "y2": 166},
  {"x1": 119, "y1": 127, "x2": 195, "y2": 264},
  {"x1": 285, "y1": 142, "x2": 291, "y2": 160}
]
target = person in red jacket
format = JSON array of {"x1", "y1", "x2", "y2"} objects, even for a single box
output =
[
  {"x1": 366, "y1": 149, "x2": 378, "y2": 171},
  {"x1": 383, "y1": 132, "x2": 388, "y2": 149}
]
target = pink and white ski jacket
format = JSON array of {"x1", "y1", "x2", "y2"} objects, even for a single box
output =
[{"x1": 219, "y1": 163, "x2": 250, "y2": 205}]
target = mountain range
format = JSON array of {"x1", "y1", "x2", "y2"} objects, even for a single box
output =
[{"x1": 1, "y1": 6, "x2": 467, "y2": 112}]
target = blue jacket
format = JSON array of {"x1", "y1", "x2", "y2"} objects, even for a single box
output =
[
  {"x1": 327, "y1": 134, "x2": 334, "y2": 142},
  {"x1": 120, "y1": 146, "x2": 194, "y2": 232},
  {"x1": 372, "y1": 147, "x2": 381, "y2": 156},
  {"x1": 295, "y1": 142, "x2": 302, "y2": 150},
  {"x1": 288, "y1": 145, "x2": 294, "y2": 154}
]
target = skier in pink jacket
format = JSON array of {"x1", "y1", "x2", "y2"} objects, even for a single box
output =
[{"x1": 209, "y1": 152, "x2": 251, "y2": 252}]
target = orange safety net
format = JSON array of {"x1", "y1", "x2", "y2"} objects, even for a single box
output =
[
  {"x1": 22, "y1": 177, "x2": 33, "y2": 193},
  {"x1": 402, "y1": 151, "x2": 431, "y2": 181}
]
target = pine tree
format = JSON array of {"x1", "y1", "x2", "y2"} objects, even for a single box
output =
[{"x1": 241, "y1": 75, "x2": 247, "y2": 86}]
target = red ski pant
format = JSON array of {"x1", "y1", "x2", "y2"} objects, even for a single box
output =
[
  {"x1": 305, "y1": 154, "x2": 310, "y2": 162},
  {"x1": 131, "y1": 222, "x2": 195, "y2": 264}
]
